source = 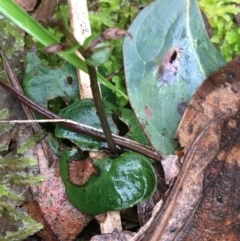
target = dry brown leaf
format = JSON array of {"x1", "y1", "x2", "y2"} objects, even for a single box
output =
[
  {"x1": 137, "y1": 162, "x2": 167, "y2": 226},
  {"x1": 102, "y1": 28, "x2": 132, "y2": 40},
  {"x1": 32, "y1": 0, "x2": 58, "y2": 22},
  {"x1": 22, "y1": 144, "x2": 93, "y2": 241},
  {"x1": 38, "y1": 161, "x2": 92, "y2": 241},
  {"x1": 131, "y1": 57, "x2": 240, "y2": 240},
  {"x1": 23, "y1": 191, "x2": 59, "y2": 241},
  {"x1": 69, "y1": 157, "x2": 98, "y2": 185},
  {"x1": 14, "y1": 0, "x2": 37, "y2": 11},
  {"x1": 91, "y1": 229, "x2": 134, "y2": 241},
  {"x1": 161, "y1": 155, "x2": 180, "y2": 185}
]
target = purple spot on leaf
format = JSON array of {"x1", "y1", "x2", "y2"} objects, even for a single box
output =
[
  {"x1": 157, "y1": 48, "x2": 180, "y2": 87},
  {"x1": 177, "y1": 101, "x2": 188, "y2": 116}
]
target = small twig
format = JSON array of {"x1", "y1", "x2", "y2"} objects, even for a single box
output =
[
  {"x1": 0, "y1": 51, "x2": 54, "y2": 165},
  {"x1": 0, "y1": 78, "x2": 162, "y2": 161}
]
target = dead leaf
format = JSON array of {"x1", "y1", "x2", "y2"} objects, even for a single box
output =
[
  {"x1": 14, "y1": 0, "x2": 37, "y2": 12},
  {"x1": 38, "y1": 160, "x2": 92, "y2": 241},
  {"x1": 137, "y1": 162, "x2": 167, "y2": 226},
  {"x1": 173, "y1": 56, "x2": 240, "y2": 240},
  {"x1": 87, "y1": 28, "x2": 132, "y2": 53},
  {"x1": 14, "y1": 0, "x2": 58, "y2": 34},
  {"x1": 91, "y1": 229, "x2": 134, "y2": 241},
  {"x1": 32, "y1": 0, "x2": 58, "y2": 22},
  {"x1": 98, "y1": 211, "x2": 122, "y2": 234},
  {"x1": 69, "y1": 157, "x2": 98, "y2": 185},
  {"x1": 102, "y1": 28, "x2": 132, "y2": 40},
  {"x1": 161, "y1": 155, "x2": 180, "y2": 185},
  {"x1": 23, "y1": 191, "x2": 59, "y2": 241},
  {"x1": 131, "y1": 56, "x2": 240, "y2": 240}
]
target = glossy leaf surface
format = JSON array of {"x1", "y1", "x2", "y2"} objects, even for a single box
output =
[
  {"x1": 123, "y1": 0, "x2": 225, "y2": 155},
  {"x1": 60, "y1": 151, "x2": 157, "y2": 215}
]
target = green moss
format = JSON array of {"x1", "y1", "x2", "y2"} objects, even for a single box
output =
[
  {"x1": 199, "y1": 0, "x2": 240, "y2": 61},
  {"x1": 88, "y1": 0, "x2": 151, "y2": 106},
  {"x1": 0, "y1": 18, "x2": 24, "y2": 80},
  {"x1": 0, "y1": 109, "x2": 43, "y2": 240}
]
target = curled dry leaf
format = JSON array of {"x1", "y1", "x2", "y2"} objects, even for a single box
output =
[
  {"x1": 102, "y1": 28, "x2": 132, "y2": 40},
  {"x1": 87, "y1": 28, "x2": 131, "y2": 53},
  {"x1": 69, "y1": 157, "x2": 98, "y2": 186},
  {"x1": 132, "y1": 56, "x2": 240, "y2": 240}
]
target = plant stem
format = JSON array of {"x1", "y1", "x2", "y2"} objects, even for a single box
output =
[
  {"x1": 87, "y1": 65, "x2": 118, "y2": 155},
  {"x1": 77, "y1": 40, "x2": 117, "y2": 155},
  {"x1": 0, "y1": 78, "x2": 162, "y2": 162}
]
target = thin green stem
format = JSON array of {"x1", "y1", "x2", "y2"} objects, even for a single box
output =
[
  {"x1": 77, "y1": 40, "x2": 118, "y2": 155},
  {"x1": 87, "y1": 65, "x2": 118, "y2": 155}
]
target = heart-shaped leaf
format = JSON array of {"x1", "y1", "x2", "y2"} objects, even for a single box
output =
[
  {"x1": 123, "y1": 0, "x2": 225, "y2": 155},
  {"x1": 60, "y1": 151, "x2": 156, "y2": 215}
]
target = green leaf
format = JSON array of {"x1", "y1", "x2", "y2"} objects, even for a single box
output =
[
  {"x1": 103, "y1": 101, "x2": 149, "y2": 145},
  {"x1": 23, "y1": 51, "x2": 79, "y2": 112},
  {"x1": 60, "y1": 151, "x2": 156, "y2": 215},
  {"x1": 123, "y1": 0, "x2": 226, "y2": 155},
  {"x1": 55, "y1": 99, "x2": 118, "y2": 151},
  {"x1": 118, "y1": 108, "x2": 149, "y2": 145},
  {"x1": 0, "y1": 0, "x2": 128, "y2": 100},
  {"x1": 0, "y1": 184, "x2": 9, "y2": 196}
]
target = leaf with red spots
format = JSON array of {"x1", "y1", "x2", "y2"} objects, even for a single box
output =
[{"x1": 123, "y1": 0, "x2": 225, "y2": 155}]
